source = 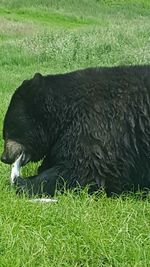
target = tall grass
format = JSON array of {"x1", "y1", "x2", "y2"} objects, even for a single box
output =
[{"x1": 0, "y1": 1, "x2": 150, "y2": 266}]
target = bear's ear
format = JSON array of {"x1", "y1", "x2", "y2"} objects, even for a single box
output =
[
  {"x1": 22, "y1": 79, "x2": 28, "y2": 85},
  {"x1": 33, "y1": 73, "x2": 43, "y2": 84}
]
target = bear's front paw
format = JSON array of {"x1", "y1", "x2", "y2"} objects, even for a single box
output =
[{"x1": 13, "y1": 176, "x2": 29, "y2": 195}]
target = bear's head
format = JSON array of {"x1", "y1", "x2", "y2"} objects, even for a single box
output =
[{"x1": 1, "y1": 73, "x2": 52, "y2": 166}]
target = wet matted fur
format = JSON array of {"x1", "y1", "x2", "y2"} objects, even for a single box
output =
[{"x1": 1, "y1": 65, "x2": 150, "y2": 196}]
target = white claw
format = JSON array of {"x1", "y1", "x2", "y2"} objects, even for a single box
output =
[{"x1": 11, "y1": 153, "x2": 23, "y2": 185}]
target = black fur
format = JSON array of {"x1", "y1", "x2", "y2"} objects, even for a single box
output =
[{"x1": 2, "y1": 65, "x2": 150, "y2": 196}]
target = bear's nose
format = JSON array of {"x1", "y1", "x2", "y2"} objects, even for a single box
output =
[
  {"x1": 1, "y1": 153, "x2": 11, "y2": 164},
  {"x1": 1, "y1": 153, "x2": 7, "y2": 163}
]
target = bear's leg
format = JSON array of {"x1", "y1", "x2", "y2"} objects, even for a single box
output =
[
  {"x1": 14, "y1": 166, "x2": 65, "y2": 197},
  {"x1": 37, "y1": 156, "x2": 52, "y2": 174},
  {"x1": 14, "y1": 161, "x2": 73, "y2": 197}
]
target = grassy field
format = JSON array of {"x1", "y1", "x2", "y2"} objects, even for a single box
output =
[{"x1": 0, "y1": 0, "x2": 150, "y2": 266}]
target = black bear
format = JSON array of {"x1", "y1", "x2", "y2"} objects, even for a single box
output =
[{"x1": 1, "y1": 65, "x2": 150, "y2": 197}]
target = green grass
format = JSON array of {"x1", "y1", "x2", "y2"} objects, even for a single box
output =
[
  {"x1": 1, "y1": 191, "x2": 150, "y2": 267},
  {"x1": 0, "y1": 0, "x2": 150, "y2": 266}
]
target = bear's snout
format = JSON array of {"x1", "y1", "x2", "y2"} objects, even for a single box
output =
[
  {"x1": 1, "y1": 152, "x2": 9, "y2": 164},
  {"x1": 1, "y1": 150, "x2": 16, "y2": 164},
  {"x1": 1, "y1": 139, "x2": 24, "y2": 165}
]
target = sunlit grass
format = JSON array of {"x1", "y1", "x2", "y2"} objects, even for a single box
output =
[{"x1": 1, "y1": 189, "x2": 150, "y2": 267}]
